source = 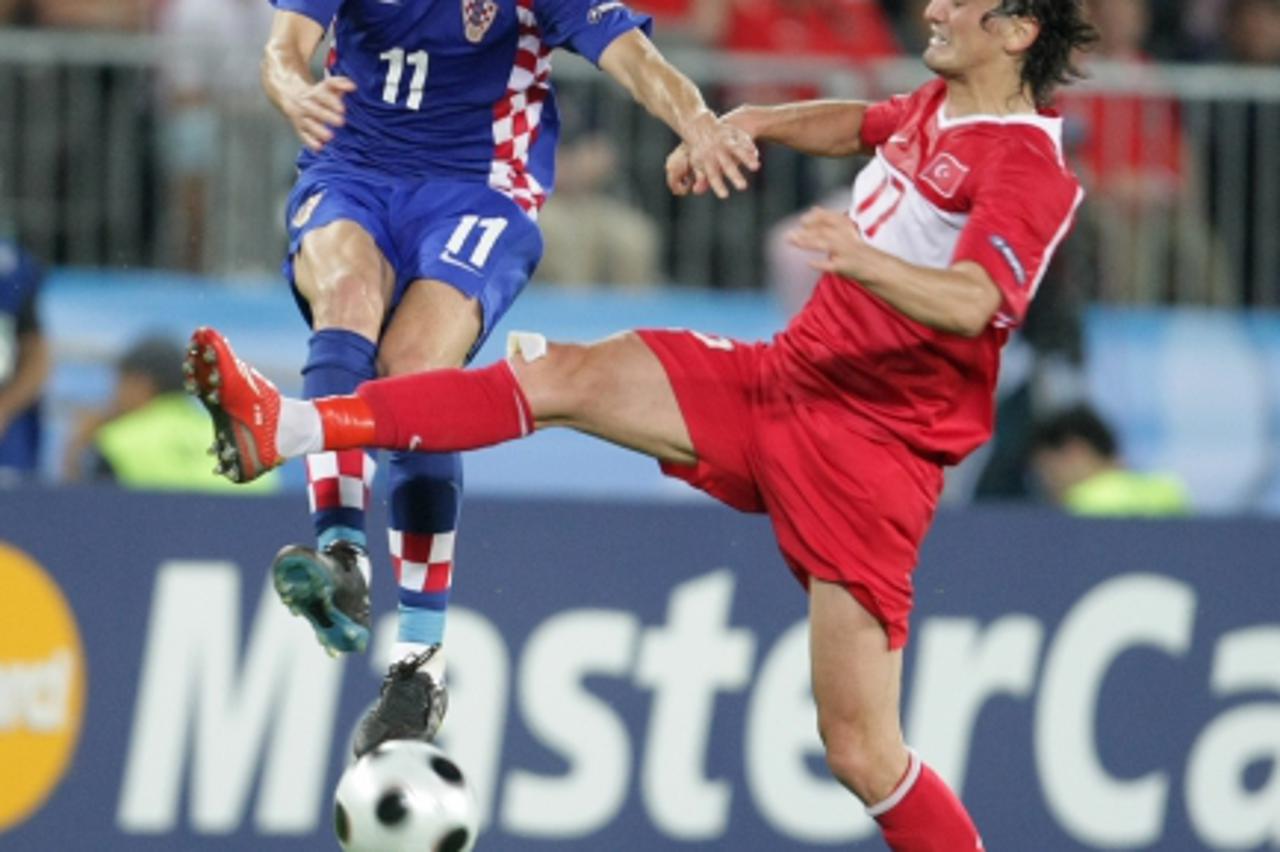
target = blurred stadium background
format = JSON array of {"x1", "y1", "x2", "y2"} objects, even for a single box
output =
[{"x1": 2, "y1": 1, "x2": 1280, "y2": 850}]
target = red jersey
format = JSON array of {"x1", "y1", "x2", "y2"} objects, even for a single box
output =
[
  {"x1": 722, "y1": 0, "x2": 900, "y2": 60},
  {"x1": 1056, "y1": 58, "x2": 1184, "y2": 193},
  {"x1": 768, "y1": 79, "x2": 1084, "y2": 465},
  {"x1": 718, "y1": 0, "x2": 899, "y2": 101}
]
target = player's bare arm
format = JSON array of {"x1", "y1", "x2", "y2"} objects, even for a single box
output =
[
  {"x1": 261, "y1": 10, "x2": 357, "y2": 152},
  {"x1": 599, "y1": 30, "x2": 759, "y2": 200},
  {"x1": 723, "y1": 100, "x2": 871, "y2": 158},
  {"x1": 666, "y1": 100, "x2": 866, "y2": 197},
  {"x1": 787, "y1": 207, "x2": 1001, "y2": 338}
]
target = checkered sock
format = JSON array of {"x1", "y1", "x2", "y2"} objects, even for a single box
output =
[
  {"x1": 302, "y1": 329, "x2": 377, "y2": 549},
  {"x1": 387, "y1": 450, "x2": 461, "y2": 677}
]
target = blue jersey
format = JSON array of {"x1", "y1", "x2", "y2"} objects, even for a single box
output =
[
  {"x1": 0, "y1": 241, "x2": 42, "y2": 473},
  {"x1": 272, "y1": 0, "x2": 649, "y2": 213}
]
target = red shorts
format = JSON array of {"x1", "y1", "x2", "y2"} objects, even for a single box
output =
[{"x1": 638, "y1": 329, "x2": 944, "y2": 649}]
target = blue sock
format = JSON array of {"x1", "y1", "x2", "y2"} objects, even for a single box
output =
[
  {"x1": 386, "y1": 450, "x2": 463, "y2": 650},
  {"x1": 301, "y1": 328, "x2": 378, "y2": 549}
]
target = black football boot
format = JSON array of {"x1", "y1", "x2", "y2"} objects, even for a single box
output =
[
  {"x1": 272, "y1": 540, "x2": 372, "y2": 655},
  {"x1": 352, "y1": 646, "x2": 449, "y2": 757}
]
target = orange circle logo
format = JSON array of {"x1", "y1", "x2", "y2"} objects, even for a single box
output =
[{"x1": 0, "y1": 543, "x2": 86, "y2": 830}]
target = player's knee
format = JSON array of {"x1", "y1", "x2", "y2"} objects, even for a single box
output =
[
  {"x1": 507, "y1": 337, "x2": 597, "y2": 421},
  {"x1": 819, "y1": 720, "x2": 900, "y2": 804},
  {"x1": 377, "y1": 348, "x2": 460, "y2": 377},
  {"x1": 378, "y1": 337, "x2": 468, "y2": 377},
  {"x1": 823, "y1": 740, "x2": 883, "y2": 803},
  {"x1": 307, "y1": 271, "x2": 387, "y2": 333}
]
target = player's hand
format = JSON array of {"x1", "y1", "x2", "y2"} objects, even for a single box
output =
[
  {"x1": 671, "y1": 112, "x2": 760, "y2": 199},
  {"x1": 665, "y1": 143, "x2": 699, "y2": 196},
  {"x1": 786, "y1": 207, "x2": 873, "y2": 279},
  {"x1": 283, "y1": 75, "x2": 357, "y2": 152}
]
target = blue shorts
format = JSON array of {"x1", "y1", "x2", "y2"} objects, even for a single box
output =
[{"x1": 283, "y1": 165, "x2": 543, "y2": 358}]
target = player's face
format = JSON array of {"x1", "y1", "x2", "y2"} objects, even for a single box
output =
[
  {"x1": 1030, "y1": 441, "x2": 1096, "y2": 505},
  {"x1": 920, "y1": 0, "x2": 1017, "y2": 77}
]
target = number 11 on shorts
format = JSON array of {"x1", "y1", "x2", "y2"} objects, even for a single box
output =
[{"x1": 443, "y1": 215, "x2": 508, "y2": 269}]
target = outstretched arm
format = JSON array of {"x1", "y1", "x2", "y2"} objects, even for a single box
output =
[
  {"x1": 599, "y1": 30, "x2": 759, "y2": 199},
  {"x1": 665, "y1": 99, "x2": 870, "y2": 195},
  {"x1": 723, "y1": 101, "x2": 871, "y2": 158},
  {"x1": 261, "y1": 10, "x2": 357, "y2": 152},
  {"x1": 787, "y1": 208, "x2": 1001, "y2": 337}
]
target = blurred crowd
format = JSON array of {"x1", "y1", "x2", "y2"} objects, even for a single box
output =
[
  {"x1": 2, "y1": 0, "x2": 1279, "y2": 506},
  {"x1": 1, "y1": 0, "x2": 1273, "y2": 59},
  {"x1": 674, "y1": 0, "x2": 1277, "y2": 65},
  {"x1": 1, "y1": 0, "x2": 1276, "y2": 288}
]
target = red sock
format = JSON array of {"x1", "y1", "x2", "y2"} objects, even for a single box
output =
[
  {"x1": 330, "y1": 360, "x2": 534, "y2": 452},
  {"x1": 314, "y1": 397, "x2": 378, "y2": 450},
  {"x1": 871, "y1": 752, "x2": 983, "y2": 851}
]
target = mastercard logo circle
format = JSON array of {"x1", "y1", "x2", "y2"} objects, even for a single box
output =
[{"x1": 0, "y1": 543, "x2": 86, "y2": 830}]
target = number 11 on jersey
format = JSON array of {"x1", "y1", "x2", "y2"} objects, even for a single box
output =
[{"x1": 379, "y1": 47, "x2": 429, "y2": 110}]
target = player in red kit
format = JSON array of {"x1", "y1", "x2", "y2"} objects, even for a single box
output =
[{"x1": 187, "y1": 1, "x2": 1097, "y2": 848}]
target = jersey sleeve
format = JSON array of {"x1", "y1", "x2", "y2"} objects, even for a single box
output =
[
  {"x1": 861, "y1": 79, "x2": 946, "y2": 151},
  {"x1": 951, "y1": 143, "x2": 1083, "y2": 327},
  {"x1": 858, "y1": 93, "x2": 910, "y2": 149},
  {"x1": 533, "y1": 0, "x2": 652, "y2": 64},
  {"x1": 270, "y1": 0, "x2": 342, "y2": 29}
]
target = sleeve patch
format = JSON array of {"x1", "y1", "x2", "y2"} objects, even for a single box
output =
[{"x1": 988, "y1": 234, "x2": 1027, "y2": 287}]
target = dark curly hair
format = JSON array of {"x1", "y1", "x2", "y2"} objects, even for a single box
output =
[{"x1": 983, "y1": 0, "x2": 1100, "y2": 107}]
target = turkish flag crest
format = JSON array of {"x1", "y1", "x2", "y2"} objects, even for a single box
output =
[{"x1": 920, "y1": 152, "x2": 970, "y2": 198}]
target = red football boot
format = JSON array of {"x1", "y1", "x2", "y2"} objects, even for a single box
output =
[{"x1": 184, "y1": 326, "x2": 282, "y2": 483}]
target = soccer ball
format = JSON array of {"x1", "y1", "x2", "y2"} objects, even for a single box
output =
[{"x1": 333, "y1": 740, "x2": 478, "y2": 852}]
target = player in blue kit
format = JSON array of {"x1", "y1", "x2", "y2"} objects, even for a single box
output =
[
  {"x1": 0, "y1": 241, "x2": 49, "y2": 482},
  {"x1": 243, "y1": 0, "x2": 759, "y2": 756}
]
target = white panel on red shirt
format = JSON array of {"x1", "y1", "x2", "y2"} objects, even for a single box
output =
[{"x1": 846, "y1": 78, "x2": 1082, "y2": 329}]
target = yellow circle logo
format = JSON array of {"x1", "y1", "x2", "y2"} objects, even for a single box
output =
[{"x1": 0, "y1": 543, "x2": 86, "y2": 830}]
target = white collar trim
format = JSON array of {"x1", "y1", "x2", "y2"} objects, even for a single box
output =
[{"x1": 937, "y1": 99, "x2": 1064, "y2": 161}]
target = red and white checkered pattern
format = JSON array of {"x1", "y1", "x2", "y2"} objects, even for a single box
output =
[
  {"x1": 489, "y1": 0, "x2": 552, "y2": 217},
  {"x1": 306, "y1": 450, "x2": 375, "y2": 513},
  {"x1": 389, "y1": 529, "x2": 455, "y2": 594}
]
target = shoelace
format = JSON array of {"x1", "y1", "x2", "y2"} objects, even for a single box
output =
[{"x1": 390, "y1": 645, "x2": 441, "y2": 680}]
